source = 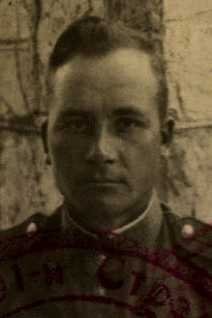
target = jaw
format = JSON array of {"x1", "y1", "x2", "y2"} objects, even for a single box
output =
[{"x1": 63, "y1": 185, "x2": 153, "y2": 233}]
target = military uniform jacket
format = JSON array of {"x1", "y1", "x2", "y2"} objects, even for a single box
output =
[{"x1": 0, "y1": 202, "x2": 212, "y2": 318}]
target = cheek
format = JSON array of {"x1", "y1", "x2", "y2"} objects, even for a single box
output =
[
  {"x1": 120, "y1": 136, "x2": 161, "y2": 180},
  {"x1": 122, "y1": 132, "x2": 160, "y2": 160},
  {"x1": 48, "y1": 134, "x2": 89, "y2": 172}
]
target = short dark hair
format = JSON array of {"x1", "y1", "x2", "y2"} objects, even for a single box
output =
[{"x1": 47, "y1": 16, "x2": 168, "y2": 121}]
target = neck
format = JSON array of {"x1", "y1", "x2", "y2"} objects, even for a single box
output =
[{"x1": 64, "y1": 191, "x2": 154, "y2": 234}]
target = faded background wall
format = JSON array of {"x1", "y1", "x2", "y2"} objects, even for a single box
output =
[{"x1": 0, "y1": 0, "x2": 211, "y2": 229}]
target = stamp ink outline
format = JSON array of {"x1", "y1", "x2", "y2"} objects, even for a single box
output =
[{"x1": 0, "y1": 224, "x2": 211, "y2": 317}]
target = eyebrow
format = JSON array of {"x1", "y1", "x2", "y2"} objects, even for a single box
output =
[
  {"x1": 58, "y1": 109, "x2": 92, "y2": 118},
  {"x1": 57, "y1": 106, "x2": 148, "y2": 120},
  {"x1": 111, "y1": 106, "x2": 148, "y2": 119}
]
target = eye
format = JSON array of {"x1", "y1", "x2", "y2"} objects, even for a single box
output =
[
  {"x1": 56, "y1": 117, "x2": 92, "y2": 135},
  {"x1": 69, "y1": 118, "x2": 90, "y2": 134},
  {"x1": 115, "y1": 117, "x2": 145, "y2": 134}
]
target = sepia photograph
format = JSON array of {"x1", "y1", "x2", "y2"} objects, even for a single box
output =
[{"x1": 0, "y1": 0, "x2": 212, "y2": 317}]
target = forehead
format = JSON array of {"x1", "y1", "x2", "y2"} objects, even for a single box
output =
[
  {"x1": 54, "y1": 48, "x2": 157, "y2": 89},
  {"x1": 50, "y1": 48, "x2": 159, "y2": 116}
]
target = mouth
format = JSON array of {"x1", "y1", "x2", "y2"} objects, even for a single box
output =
[
  {"x1": 87, "y1": 180, "x2": 123, "y2": 186},
  {"x1": 82, "y1": 178, "x2": 126, "y2": 191},
  {"x1": 88, "y1": 179, "x2": 121, "y2": 183},
  {"x1": 87, "y1": 176, "x2": 125, "y2": 183}
]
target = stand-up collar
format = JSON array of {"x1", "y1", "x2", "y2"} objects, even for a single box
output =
[{"x1": 62, "y1": 191, "x2": 163, "y2": 249}]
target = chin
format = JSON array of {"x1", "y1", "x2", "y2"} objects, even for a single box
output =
[{"x1": 86, "y1": 197, "x2": 123, "y2": 212}]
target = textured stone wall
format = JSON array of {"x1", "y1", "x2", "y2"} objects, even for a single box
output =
[
  {"x1": 164, "y1": 1, "x2": 212, "y2": 221},
  {"x1": 1, "y1": 0, "x2": 211, "y2": 229},
  {"x1": 0, "y1": 0, "x2": 163, "y2": 228}
]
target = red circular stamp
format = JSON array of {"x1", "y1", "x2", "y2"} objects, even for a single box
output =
[{"x1": 0, "y1": 225, "x2": 211, "y2": 317}]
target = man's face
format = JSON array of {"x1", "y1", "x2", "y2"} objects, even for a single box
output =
[{"x1": 47, "y1": 48, "x2": 162, "y2": 228}]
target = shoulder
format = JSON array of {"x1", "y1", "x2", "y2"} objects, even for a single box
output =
[
  {"x1": 161, "y1": 203, "x2": 212, "y2": 272},
  {"x1": 162, "y1": 203, "x2": 212, "y2": 243},
  {"x1": 0, "y1": 213, "x2": 47, "y2": 239},
  {"x1": 0, "y1": 207, "x2": 62, "y2": 259}
]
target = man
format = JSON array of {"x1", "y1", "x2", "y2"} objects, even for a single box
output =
[{"x1": 0, "y1": 16, "x2": 212, "y2": 317}]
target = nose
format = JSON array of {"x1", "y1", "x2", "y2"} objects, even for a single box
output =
[{"x1": 85, "y1": 125, "x2": 117, "y2": 164}]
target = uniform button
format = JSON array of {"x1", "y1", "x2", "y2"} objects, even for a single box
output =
[
  {"x1": 26, "y1": 222, "x2": 37, "y2": 235},
  {"x1": 99, "y1": 254, "x2": 107, "y2": 262},
  {"x1": 98, "y1": 286, "x2": 105, "y2": 296},
  {"x1": 182, "y1": 224, "x2": 195, "y2": 239},
  {"x1": 98, "y1": 255, "x2": 107, "y2": 296}
]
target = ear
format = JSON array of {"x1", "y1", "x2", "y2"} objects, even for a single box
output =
[
  {"x1": 41, "y1": 120, "x2": 51, "y2": 164},
  {"x1": 160, "y1": 116, "x2": 175, "y2": 146}
]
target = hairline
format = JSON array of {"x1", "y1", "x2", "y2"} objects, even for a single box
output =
[{"x1": 46, "y1": 44, "x2": 167, "y2": 123}]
